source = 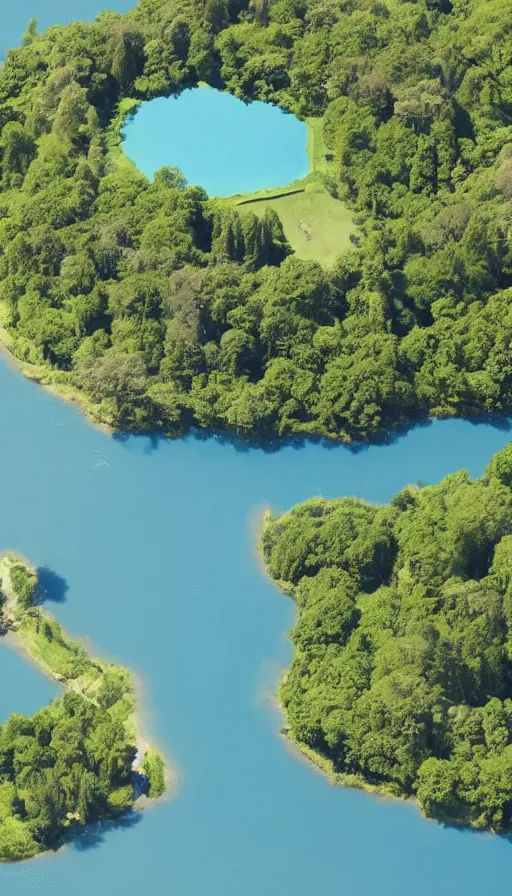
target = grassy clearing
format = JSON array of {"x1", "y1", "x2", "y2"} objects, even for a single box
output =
[
  {"x1": 242, "y1": 187, "x2": 354, "y2": 267},
  {"x1": 234, "y1": 115, "x2": 354, "y2": 265}
]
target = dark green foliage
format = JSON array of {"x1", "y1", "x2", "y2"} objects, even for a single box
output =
[
  {"x1": 263, "y1": 444, "x2": 512, "y2": 831},
  {"x1": 0, "y1": 0, "x2": 511, "y2": 441},
  {"x1": 0, "y1": 693, "x2": 136, "y2": 858},
  {"x1": 10, "y1": 564, "x2": 37, "y2": 612}
]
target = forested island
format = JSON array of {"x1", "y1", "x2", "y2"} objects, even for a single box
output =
[
  {"x1": 0, "y1": 554, "x2": 165, "y2": 861},
  {"x1": 262, "y1": 442, "x2": 512, "y2": 832},
  {"x1": 0, "y1": 0, "x2": 510, "y2": 441}
]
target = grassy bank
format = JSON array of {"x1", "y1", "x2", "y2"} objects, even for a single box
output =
[
  {"x1": 0, "y1": 553, "x2": 133, "y2": 729},
  {"x1": 231, "y1": 115, "x2": 354, "y2": 265},
  {"x1": 108, "y1": 92, "x2": 355, "y2": 267},
  {"x1": 106, "y1": 97, "x2": 141, "y2": 174},
  {"x1": 0, "y1": 554, "x2": 168, "y2": 860}
]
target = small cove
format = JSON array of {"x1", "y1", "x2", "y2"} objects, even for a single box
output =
[
  {"x1": 122, "y1": 87, "x2": 309, "y2": 196},
  {"x1": 0, "y1": 638, "x2": 58, "y2": 721}
]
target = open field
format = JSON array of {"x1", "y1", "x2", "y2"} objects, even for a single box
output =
[
  {"x1": 242, "y1": 186, "x2": 354, "y2": 267},
  {"x1": 233, "y1": 115, "x2": 354, "y2": 265}
]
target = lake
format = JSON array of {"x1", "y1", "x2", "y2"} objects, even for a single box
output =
[
  {"x1": 2, "y1": 4, "x2": 512, "y2": 893},
  {"x1": 1, "y1": 350, "x2": 512, "y2": 895},
  {"x1": 0, "y1": 1, "x2": 132, "y2": 57},
  {"x1": 123, "y1": 88, "x2": 309, "y2": 196}
]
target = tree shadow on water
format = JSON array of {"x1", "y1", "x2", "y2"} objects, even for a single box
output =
[
  {"x1": 67, "y1": 811, "x2": 143, "y2": 853},
  {"x1": 111, "y1": 425, "x2": 311, "y2": 456},
  {"x1": 35, "y1": 566, "x2": 69, "y2": 604},
  {"x1": 110, "y1": 411, "x2": 512, "y2": 458},
  {"x1": 438, "y1": 815, "x2": 512, "y2": 847}
]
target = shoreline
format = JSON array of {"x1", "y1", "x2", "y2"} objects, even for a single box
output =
[
  {"x1": 0, "y1": 331, "x2": 114, "y2": 435},
  {"x1": 0, "y1": 553, "x2": 173, "y2": 843},
  {"x1": 259, "y1": 521, "x2": 507, "y2": 838},
  {"x1": 258, "y1": 515, "x2": 430, "y2": 821},
  {"x1": 0, "y1": 312, "x2": 484, "y2": 452},
  {"x1": 278, "y1": 710, "x2": 430, "y2": 812}
]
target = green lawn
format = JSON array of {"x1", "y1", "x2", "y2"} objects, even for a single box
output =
[
  {"x1": 235, "y1": 115, "x2": 354, "y2": 266},
  {"x1": 243, "y1": 187, "x2": 354, "y2": 267}
]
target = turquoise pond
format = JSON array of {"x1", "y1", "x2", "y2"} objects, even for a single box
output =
[
  {"x1": 122, "y1": 88, "x2": 309, "y2": 196},
  {"x1": 1, "y1": 349, "x2": 512, "y2": 895}
]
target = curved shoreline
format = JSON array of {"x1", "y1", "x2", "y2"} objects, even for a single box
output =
[
  {"x1": 0, "y1": 552, "x2": 172, "y2": 861},
  {"x1": 0, "y1": 333, "x2": 115, "y2": 435},
  {"x1": 257, "y1": 516, "x2": 414, "y2": 809}
]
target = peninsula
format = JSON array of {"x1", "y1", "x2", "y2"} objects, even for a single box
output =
[
  {"x1": 0, "y1": 0, "x2": 510, "y2": 445},
  {"x1": 262, "y1": 441, "x2": 512, "y2": 833},
  {"x1": 0, "y1": 554, "x2": 165, "y2": 861}
]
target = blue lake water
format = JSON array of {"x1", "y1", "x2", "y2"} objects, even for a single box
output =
[
  {"x1": 0, "y1": 644, "x2": 58, "y2": 720},
  {"x1": 123, "y1": 88, "x2": 309, "y2": 196},
  {"x1": 2, "y1": 3, "x2": 512, "y2": 892},
  {"x1": 1, "y1": 349, "x2": 512, "y2": 895},
  {"x1": 0, "y1": 1, "x2": 132, "y2": 57}
]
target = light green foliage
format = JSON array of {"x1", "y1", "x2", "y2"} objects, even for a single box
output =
[
  {"x1": 142, "y1": 751, "x2": 166, "y2": 798},
  {"x1": 0, "y1": 0, "x2": 511, "y2": 443},
  {"x1": 263, "y1": 443, "x2": 512, "y2": 831},
  {"x1": 0, "y1": 560, "x2": 163, "y2": 860},
  {"x1": 0, "y1": 816, "x2": 40, "y2": 860},
  {"x1": 9, "y1": 563, "x2": 37, "y2": 613}
]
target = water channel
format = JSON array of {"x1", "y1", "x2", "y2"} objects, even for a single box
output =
[
  {"x1": 1, "y1": 349, "x2": 511, "y2": 895},
  {"x1": 1, "y1": 5, "x2": 512, "y2": 893}
]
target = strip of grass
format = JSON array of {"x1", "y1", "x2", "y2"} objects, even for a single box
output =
[
  {"x1": 0, "y1": 554, "x2": 159, "y2": 768},
  {"x1": 106, "y1": 97, "x2": 141, "y2": 174},
  {"x1": 306, "y1": 115, "x2": 332, "y2": 176}
]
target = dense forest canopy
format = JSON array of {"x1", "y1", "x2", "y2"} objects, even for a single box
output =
[
  {"x1": 0, "y1": 557, "x2": 164, "y2": 860},
  {"x1": 0, "y1": 0, "x2": 511, "y2": 440},
  {"x1": 262, "y1": 442, "x2": 512, "y2": 832}
]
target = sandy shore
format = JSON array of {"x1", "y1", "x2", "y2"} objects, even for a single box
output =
[{"x1": 0, "y1": 552, "x2": 173, "y2": 804}]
